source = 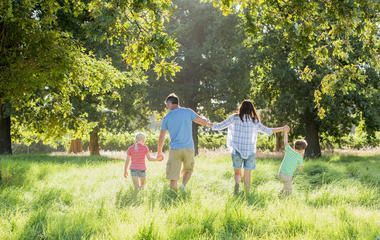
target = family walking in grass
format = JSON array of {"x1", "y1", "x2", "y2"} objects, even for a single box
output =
[{"x1": 124, "y1": 93, "x2": 307, "y2": 196}]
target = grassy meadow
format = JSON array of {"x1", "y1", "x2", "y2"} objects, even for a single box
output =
[{"x1": 0, "y1": 151, "x2": 379, "y2": 239}]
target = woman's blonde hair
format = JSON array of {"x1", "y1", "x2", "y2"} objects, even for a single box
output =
[{"x1": 134, "y1": 132, "x2": 146, "y2": 150}]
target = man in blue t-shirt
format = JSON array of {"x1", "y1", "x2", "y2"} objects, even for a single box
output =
[{"x1": 157, "y1": 93, "x2": 209, "y2": 191}]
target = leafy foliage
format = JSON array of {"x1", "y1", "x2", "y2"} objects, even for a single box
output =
[
  {"x1": 146, "y1": 0, "x2": 251, "y2": 118},
  {"x1": 0, "y1": 0, "x2": 180, "y2": 147},
  {"x1": 211, "y1": 0, "x2": 380, "y2": 157}
]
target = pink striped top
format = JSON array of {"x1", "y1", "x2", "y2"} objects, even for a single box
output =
[{"x1": 127, "y1": 143, "x2": 149, "y2": 170}]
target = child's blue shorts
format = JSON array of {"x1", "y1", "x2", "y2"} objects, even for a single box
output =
[
  {"x1": 231, "y1": 151, "x2": 256, "y2": 170},
  {"x1": 130, "y1": 169, "x2": 146, "y2": 177}
]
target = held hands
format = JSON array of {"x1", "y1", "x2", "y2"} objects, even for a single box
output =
[
  {"x1": 201, "y1": 116, "x2": 213, "y2": 128},
  {"x1": 283, "y1": 125, "x2": 290, "y2": 133},
  {"x1": 204, "y1": 118, "x2": 213, "y2": 128},
  {"x1": 156, "y1": 152, "x2": 165, "y2": 161}
]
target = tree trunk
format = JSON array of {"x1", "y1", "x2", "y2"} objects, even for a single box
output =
[
  {"x1": 193, "y1": 123, "x2": 199, "y2": 156},
  {"x1": 68, "y1": 139, "x2": 83, "y2": 153},
  {"x1": 89, "y1": 127, "x2": 100, "y2": 156},
  {"x1": 187, "y1": 99, "x2": 199, "y2": 156},
  {"x1": 304, "y1": 110, "x2": 322, "y2": 158},
  {"x1": 275, "y1": 132, "x2": 284, "y2": 152},
  {"x1": 0, "y1": 103, "x2": 12, "y2": 155}
]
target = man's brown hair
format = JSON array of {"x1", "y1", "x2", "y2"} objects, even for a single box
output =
[
  {"x1": 294, "y1": 140, "x2": 308, "y2": 150},
  {"x1": 166, "y1": 93, "x2": 179, "y2": 105}
]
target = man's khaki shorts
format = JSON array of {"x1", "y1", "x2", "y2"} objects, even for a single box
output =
[{"x1": 166, "y1": 148, "x2": 195, "y2": 180}]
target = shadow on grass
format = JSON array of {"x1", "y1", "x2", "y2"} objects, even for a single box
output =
[
  {"x1": 135, "y1": 222, "x2": 161, "y2": 240},
  {"x1": 344, "y1": 162, "x2": 380, "y2": 187},
  {"x1": 0, "y1": 154, "x2": 115, "y2": 188},
  {"x1": 259, "y1": 154, "x2": 380, "y2": 189},
  {"x1": 229, "y1": 191, "x2": 270, "y2": 209},
  {"x1": 19, "y1": 208, "x2": 48, "y2": 240},
  {"x1": 218, "y1": 198, "x2": 253, "y2": 239},
  {"x1": 115, "y1": 187, "x2": 143, "y2": 208},
  {"x1": 298, "y1": 158, "x2": 380, "y2": 190},
  {"x1": 298, "y1": 159, "x2": 380, "y2": 208},
  {"x1": 0, "y1": 187, "x2": 25, "y2": 211},
  {"x1": 159, "y1": 186, "x2": 191, "y2": 209},
  {"x1": 0, "y1": 161, "x2": 31, "y2": 188},
  {"x1": 244, "y1": 191, "x2": 270, "y2": 208},
  {"x1": 19, "y1": 205, "x2": 108, "y2": 240},
  {"x1": 0, "y1": 154, "x2": 115, "y2": 165},
  {"x1": 32, "y1": 188, "x2": 73, "y2": 209},
  {"x1": 301, "y1": 163, "x2": 345, "y2": 188},
  {"x1": 321, "y1": 154, "x2": 380, "y2": 163}
]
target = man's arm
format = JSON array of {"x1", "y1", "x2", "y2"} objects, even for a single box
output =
[
  {"x1": 147, "y1": 153, "x2": 160, "y2": 161},
  {"x1": 157, "y1": 130, "x2": 167, "y2": 157},
  {"x1": 193, "y1": 116, "x2": 209, "y2": 126}
]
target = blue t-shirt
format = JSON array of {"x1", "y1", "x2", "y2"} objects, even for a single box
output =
[{"x1": 161, "y1": 107, "x2": 198, "y2": 149}]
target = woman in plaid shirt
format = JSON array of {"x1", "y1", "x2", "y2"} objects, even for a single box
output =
[{"x1": 210, "y1": 100, "x2": 289, "y2": 194}]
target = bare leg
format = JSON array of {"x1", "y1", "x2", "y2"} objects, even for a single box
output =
[
  {"x1": 170, "y1": 180, "x2": 178, "y2": 191},
  {"x1": 140, "y1": 177, "x2": 146, "y2": 190},
  {"x1": 234, "y1": 168, "x2": 241, "y2": 194},
  {"x1": 243, "y1": 169, "x2": 251, "y2": 193},
  {"x1": 234, "y1": 168, "x2": 241, "y2": 184},
  {"x1": 131, "y1": 176, "x2": 140, "y2": 191},
  {"x1": 182, "y1": 171, "x2": 192, "y2": 186},
  {"x1": 279, "y1": 175, "x2": 292, "y2": 196}
]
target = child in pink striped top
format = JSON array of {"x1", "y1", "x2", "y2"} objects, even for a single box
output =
[{"x1": 124, "y1": 132, "x2": 163, "y2": 190}]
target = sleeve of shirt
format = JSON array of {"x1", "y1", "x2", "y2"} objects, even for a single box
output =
[
  {"x1": 127, "y1": 147, "x2": 132, "y2": 156},
  {"x1": 257, "y1": 122, "x2": 273, "y2": 135},
  {"x1": 212, "y1": 115, "x2": 234, "y2": 131},
  {"x1": 145, "y1": 146, "x2": 149, "y2": 155},
  {"x1": 188, "y1": 108, "x2": 198, "y2": 120},
  {"x1": 161, "y1": 116, "x2": 168, "y2": 131},
  {"x1": 285, "y1": 144, "x2": 291, "y2": 153}
]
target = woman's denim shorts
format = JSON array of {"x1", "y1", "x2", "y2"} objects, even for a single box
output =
[{"x1": 231, "y1": 151, "x2": 256, "y2": 170}]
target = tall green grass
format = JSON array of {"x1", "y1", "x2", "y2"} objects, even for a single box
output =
[{"x1": 0, "y1": 153, "x2": 379, "y2": 239}]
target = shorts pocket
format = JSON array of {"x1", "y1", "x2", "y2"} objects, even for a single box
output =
[{"x1": 232, "y1": 154, "x2": 243, "y2": 169}]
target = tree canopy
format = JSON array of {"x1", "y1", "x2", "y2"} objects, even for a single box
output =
[
  {"x1": 211, "y1": 0, "x2": 380, "y2": 157},
  {"x1": 145, "y1": 0, "x2": 251, "y2": 153},
  {"x1": 1, "y1": 0, "x2": 378, "y2": 157},
  {"x1": 0, "y1": 0, "x2": 180, "y2": 153}
]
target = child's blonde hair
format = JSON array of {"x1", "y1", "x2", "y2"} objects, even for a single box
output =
[{"x1": 134, "y1": 132, "x2": 146, "y2": 150}]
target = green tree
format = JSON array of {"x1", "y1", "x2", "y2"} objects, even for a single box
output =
[
  {"x1": 213, "y1": 0, "x2": 380, "y2": 157},
  {"x1": 146, "y1": 0, "x2": 251, "y2": 154},
  {"x1": 52, "y1": 0, "x2": 180, "y2": 155},
  {"x1": 0, "y1": 0, "x2": 179, "y2": 155}
]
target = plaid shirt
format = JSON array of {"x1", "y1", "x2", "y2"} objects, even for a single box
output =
[{"x1": 212, "y1": 115, "x2": 273, "y2": 158}]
